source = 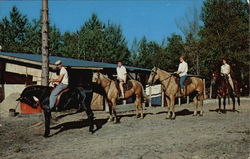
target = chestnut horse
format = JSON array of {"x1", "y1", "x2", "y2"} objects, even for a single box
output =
[
  {"x1": 148, "y1": 67, "x2": 204, "y2": 119},
  {"x1": 92, "y1": 72, "x2": 144, "y2": 123},
  {"x1": 211, "y1": 71, "x2": 240, "y2": 113}
]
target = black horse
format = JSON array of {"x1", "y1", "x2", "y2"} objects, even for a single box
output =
[
  {"x1": 17, "y1": 85, "x2": 94, "y2": 137},
  {"x1": 211, "y1": 72, "x2": 240, "y2": 113}
]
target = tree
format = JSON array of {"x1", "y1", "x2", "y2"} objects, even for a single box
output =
[
  {"x1": 0, "y1": 6, "x2": 29, "y2": 52},
  {"x1": 176, "y1": 6, "x2": 202, "y2": 75},
  {"x1": 41, "y1": 0, "x2": 49, "y2": 86},
  {"x1": 164, "y1": 34, "x2": 184, "y2": 71},
  {"x1": 78, "y1": 13, "x2": 105, "y2": 61},
  {"x1": 49, "y1": 25, "x2": 63, "y2": 56},
  {"x1": 60, "y1": 32, "x2": 78, "y2": 58},
  {"x1": 103, "y1": 23, "x2": 130, "y2": 64},
  {"x1": 78, "y1": 14, "x2": 130, "y2": 63},
  {"x1": 200, "y1": 0, "x2": 249, "y2": 77}
]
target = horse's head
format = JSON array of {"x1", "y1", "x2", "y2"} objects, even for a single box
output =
[
  {"x1": 211, "y1": 71, "x2": 220, "y2": 85},
  {"x1": 16, "y1": 86, "x2": 39, "y2": 109},
  {"x1": 148, "y1": 67, "x2": 159, "y2": 85},
  {"x1": 92, "y1": 72, "x2": 101, "y2": 84}
]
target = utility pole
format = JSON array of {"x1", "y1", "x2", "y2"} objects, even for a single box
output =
[{"x1": 41, "y1": 0, "x2": 49, "y2": 86}]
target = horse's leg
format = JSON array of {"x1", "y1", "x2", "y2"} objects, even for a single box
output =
[
  {"x1": 231, "y1": 94, "x2": 236, "y2": 111},
  {"x1": 218, "y1": 97, "x2": 221, "y2": 113},
  {"x1": 170, "y1": 95, "x2": 176, "y2": 119},
  {"x1": 165, "y1": 96, "x2": 171, "y2": 119},
  {"x1": 199, "y1": 94, "x2": 204, "y2": 116},
  {"x1": 137, "y1": 96, "x2": 143, "y2": 119},
  {"x1": 111, "y1": 99, "x2": 118, "y2": 123},
  {"x1": 84, "y1": 103, "x2": 94, "y2": 133},
  {"x1": 237, "y1": 95, "x2": 240, "y2": 110},
  {"x1": 193, "y1": 96, "x2": 198, "y2": 116},
  {"x1": 43, "y1": 109, "x2": 51, "y2": 137},
  {"x1": 107, "y1": 99, "x2": 114, "y2": 122},
  {"x1": 223, "y1": 97, "x2": 226, "y2": 113},
  {"x1": 134, "y1": 98, "x2": 139, "y2": 118}
]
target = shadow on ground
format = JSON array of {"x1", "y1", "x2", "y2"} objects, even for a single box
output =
[
  {"x1": 156, "y1": 109, "x2": 194, "y2": 116},
  {"x1": 50, "y1": 118, "x2": 108, "y2": 136}
]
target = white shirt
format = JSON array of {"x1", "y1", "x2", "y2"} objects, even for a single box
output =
[
  {"x1": 117, "y1": 65, "x2": 127, "y2": 81},
  {"x1": 60, "y1": 67, "x2": 69, "y2": 85},
  {"x1": 178, "y1": 61, "x2": 188, "y2": 77},
  {"x1": 221, "y1": 64, "x2": 231, "y2": 75}
]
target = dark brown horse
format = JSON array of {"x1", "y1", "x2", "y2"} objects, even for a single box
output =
[{"x1": 211, "y1": 71, "x2": 240, "y2": 113}]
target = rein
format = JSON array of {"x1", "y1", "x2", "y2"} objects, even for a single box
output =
[
  {"x1": 99, "y1": 74, "x2": 112, "y2": 95},
  {"x1": 159, "y1": 74, "x2": 172, "y2": 82}
]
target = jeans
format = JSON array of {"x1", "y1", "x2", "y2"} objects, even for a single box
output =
[
  {"x1": 180, "y1": 76, "x2": 187, "y2": 89},
  {"x1": 49, "y1": 83, "x2": 68, "y2": 109}
]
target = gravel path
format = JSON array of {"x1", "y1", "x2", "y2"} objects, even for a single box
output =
[{"x1": 0, "y1": 99, "x2": 249, "y2": 159}]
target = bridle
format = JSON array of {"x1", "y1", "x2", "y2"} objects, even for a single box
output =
[
  {"x1": 150, "y1": 70, "x2": 172, "y2": 84},
  {"x1": 96, "y1": 72, "x2": 112, "y2": 95}
]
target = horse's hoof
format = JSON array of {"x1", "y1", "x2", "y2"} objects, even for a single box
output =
[
  {"x1": 166, "y1": 116, "x2": 171, "y2": 119},
  {"x1": 171, "y1": 117, "x2": 176, "y2": 120},
  {"x1": 193, "y1": 114, "x2": 197, "y2": 116},
  {"x1": 199, "y1": 113, "x2": 203, "y2": 117},
  {"x1": 44, "y1": 134, "x2": 49, "y2": 138},
  {"x1": 108, "y1": 118, "x2": 114, "y2": 122}
]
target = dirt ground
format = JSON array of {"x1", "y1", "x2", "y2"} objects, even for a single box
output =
[{"x1": 0, "y1": 98, "x2": 249, "y2": 159}]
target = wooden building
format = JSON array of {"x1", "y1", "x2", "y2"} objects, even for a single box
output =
[{"x1": 0, "y1": 52, "x2": 150, "y2": 110}]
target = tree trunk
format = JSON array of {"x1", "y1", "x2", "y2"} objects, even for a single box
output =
[{"x1": 41, "y1": 0, "x2": 49, "y2": 86}]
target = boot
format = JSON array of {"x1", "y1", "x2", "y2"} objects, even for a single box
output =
[
  {"x1": 181, "y1": 88, "x2": 185, "y2": 96},
  {"x1": 118, "y1": 92, "x2": 125, "y2": 100}
]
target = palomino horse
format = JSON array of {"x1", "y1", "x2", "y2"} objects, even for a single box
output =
[
  {"x1": 92, "y1": 72, "x2": 144, "y2": 123},
  {"x1": 148, "y1": 67, "x2": 204, "y2": 119},
  {"x1": 17, "y1": 85, "x2": 94, "y2": 137},
  {"x1": 211, "y1": 71, "x2": 240, "y2": 113}
]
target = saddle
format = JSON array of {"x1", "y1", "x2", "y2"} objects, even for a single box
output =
[
  {"x1": 115, "y1": 80, "x2": 133, "y2": 95},
  {"x1": 55, "y1": 88, "x2": 70, "y2": 107},
  {"x1": 173, "y1": 74, "x2": 192, "y2": 96}
]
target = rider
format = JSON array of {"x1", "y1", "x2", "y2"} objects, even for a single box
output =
[
  {"x1": 115, "y1": 61, "x2": 127, "y2": 99},
  {"x1": 221, "y1": 58, "x2": 234, "y2": 93},
  {"x1": 49, "y1": 60, "x2": 69, "y2": 110},
  {"x1": 175, "y1": 56, "x2": 188, "y2": 95}
]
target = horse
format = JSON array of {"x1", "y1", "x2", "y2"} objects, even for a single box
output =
[
  {"x1": 211, "y1": 71, "x2": 240, "y2": 113},
  {"x1": 92, "y1": 72, "x2": 144, "y2": 123},
  {"x1": 17, "y1": 85, "x2": 94, "y2": 137},
  {"x1": 148, "y1": 67, "x2": 204, "y2": 119}
]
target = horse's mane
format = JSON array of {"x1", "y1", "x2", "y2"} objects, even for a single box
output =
[
  {"x1": 156, "y1": 67, "x2": 171, "y2": 77},
  {"x1": 100, "y1": 73, "x2": 112, "y2": 82}
]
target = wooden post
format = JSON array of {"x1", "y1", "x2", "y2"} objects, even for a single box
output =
[
  {"x1": 0, "y1": 62, "x2": 6, "y2": 102},
  {"x1": 178, "y1": 97, "x2": 181, "y2": 106},
  {"x1": 161, "y1": 85, "x2": 164, "y2": 107},
  {"x1": 149, "y1": 86, "x2": 152, "y2": 107},
  {"x1": 209, "y1": 83, "x2": 213, "y2": 99},
  {"x1": 41, "y1": 0, "x2": 49, "y2": 86}
]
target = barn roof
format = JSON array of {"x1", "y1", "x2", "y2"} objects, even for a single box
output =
[{"x1": 0, "y1": 52, "x2": 150, "y2": 72}]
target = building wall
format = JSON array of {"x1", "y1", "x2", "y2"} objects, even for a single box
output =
[{"x1": 2, "y1": 62, "x2": 104, "y2": 110}]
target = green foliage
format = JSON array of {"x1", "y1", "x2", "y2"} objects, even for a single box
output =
[
  {"x1": 0, "y1": 6, "x2": 29, "y2": 52},
  {"x1": 200, "y1": 0, "x2": 249, "y2": 77},
  {"x1": 0, "y1": 4, "x2": 248, "y2": 82}
]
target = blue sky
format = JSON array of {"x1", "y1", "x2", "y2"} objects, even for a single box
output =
[{"x1": 0, "y1": 0, "x2": 204, "y2": 46}]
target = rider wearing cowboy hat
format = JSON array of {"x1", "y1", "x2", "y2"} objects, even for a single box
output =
[{"x1": 49, "y1": 60, "x2": 69, "y2": 109}]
